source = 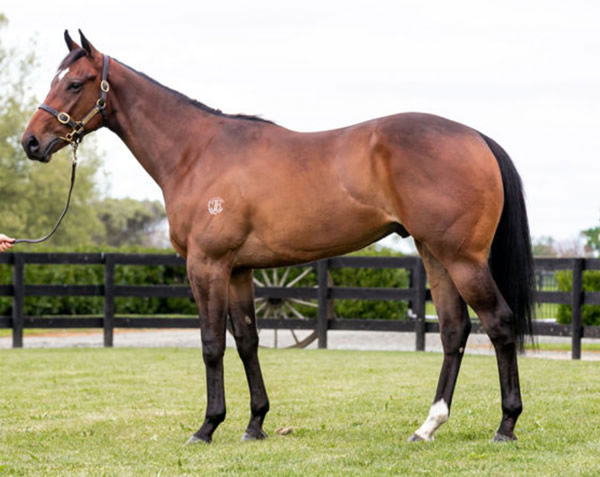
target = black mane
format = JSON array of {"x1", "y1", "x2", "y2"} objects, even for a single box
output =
[{"x1": 114, "y1": 59, "x2": 274, "y2": 124}]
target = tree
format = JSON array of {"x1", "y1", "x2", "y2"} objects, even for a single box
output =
[
  {"x1": 553, "y1": 221, "x2": 600, "y2": 326},
  {"x1": 531, "y1": 235, "x2": 589, "y2": 258},
  {"x1": 531, "y1": 236, "x2": 557, "y2": 257},
  {"x1": 0, "y1": 14, "x2": 106, "y2": 247},
  {"x1": 94, "y1": 198, "x2": 167, "y2": 247},
  {"x1": 581, "y1": 224, "x2": 600, "y2": 257}
]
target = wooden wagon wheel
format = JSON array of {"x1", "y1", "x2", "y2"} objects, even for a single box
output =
[{"x1": 253, "y1": 266, "x2": 329, "y2": 348}]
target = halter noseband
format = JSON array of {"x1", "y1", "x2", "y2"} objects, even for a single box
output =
[{"x1": 38, "y1": 54, "x2": 110, "y2": 145}]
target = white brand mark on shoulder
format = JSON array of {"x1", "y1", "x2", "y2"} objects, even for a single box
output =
[{"x1": 207, "y1": 197, "x2": 224, "y2": 215}]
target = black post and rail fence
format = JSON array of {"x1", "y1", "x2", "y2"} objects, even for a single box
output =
[{"x1": 1, "y1": 253, "x2": 599, "y2": 359}]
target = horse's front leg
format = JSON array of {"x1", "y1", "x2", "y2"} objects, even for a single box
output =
[{"x1": 186, "y1": 256, "x2": 231, "y2": 444}]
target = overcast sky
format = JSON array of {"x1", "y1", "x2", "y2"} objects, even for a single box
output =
[{"x1": 3, "y1": 0, "x2": 600, "y2": 244}]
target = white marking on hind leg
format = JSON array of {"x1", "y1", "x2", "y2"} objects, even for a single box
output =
[{"x1": 411, "y1": 399, "x2": 449, "y2": 441}]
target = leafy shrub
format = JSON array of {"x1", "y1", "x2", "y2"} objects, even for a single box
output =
[
  {"x1": 556, "y1": 270, "x2": 600, "y2": 326},
  {"x1": 330, "y1": 246, "x2": 410, "y2": 320},
  {"x1": 0, "y1": 246, "x2": 196, "y2": 317}
]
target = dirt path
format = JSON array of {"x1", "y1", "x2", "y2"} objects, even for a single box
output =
[{"x1": 1, "y1": 329, "x2": 598, "y2": 360}]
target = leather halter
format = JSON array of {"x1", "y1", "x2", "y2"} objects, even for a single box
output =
[
  {"x1": 38, "y1": 54, "x2": 110, "y2": 145},
  {"x1": 13, "y1": 56, "x2": 110, "y2": 245}
]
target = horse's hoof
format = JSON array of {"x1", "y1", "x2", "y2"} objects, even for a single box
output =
[
  {"x1": 493, "y1": 431, "x2": 516, "y2": 442},
  {"x1": 241, "y1": 429, "x2": 268, "y2": 441},
  {"x1": 408, "y1": 433, "x2": 426, "y2": 442},
  {"x1": 186, "y1": 434, "x2": 211, "y2": 445}
]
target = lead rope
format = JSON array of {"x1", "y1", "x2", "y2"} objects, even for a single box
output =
[{"x1": 13, "y1": 142, "x2": 79, "y2": 245}]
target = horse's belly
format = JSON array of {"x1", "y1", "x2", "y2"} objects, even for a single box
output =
[{"x1": 236, "y1": 208, "x2": 394, "y2": 268}]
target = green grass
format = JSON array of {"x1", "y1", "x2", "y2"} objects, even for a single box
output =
[
  {"x1": 525, "y1": 341, "x2": 600, "y2": 352},
  {"x1": 426, "y1": 303, "x2": 561, "y2": 320},
  {"x1": 0, "y1": 348, "x2": 599, "y2": 476}
]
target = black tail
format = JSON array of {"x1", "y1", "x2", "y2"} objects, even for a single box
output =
[{"x1": 479, "y1": 133, "x2": 535, "y2": 351}]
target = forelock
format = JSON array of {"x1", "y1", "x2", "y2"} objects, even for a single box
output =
[{"x1": 57, "y1": 49, "x2": 87, "y2": 71}]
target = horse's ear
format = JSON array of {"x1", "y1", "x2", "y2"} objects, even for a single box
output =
[
  {"x1": 64, "y1": 30, "x2": 80, "y2": 51},
  {"x1": 78, "y1": 29, "x2": 98, "y2": 57}
]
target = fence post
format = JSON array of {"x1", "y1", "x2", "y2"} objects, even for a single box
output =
[
  {"x1": 413, "y1": 259, "x2": 427, "y2": 351},
  {"x1": 11, "y1": 254, "x2": 24, "y2": 348},
  {"x1": 571, "y1": 258, "x2": 583, "y2": 360},
  {"x1": 317, "y1": 259, "x2": 329, "y2": 349},
  {"x1": 103, "y1": 255, "x2": 115, "y2": 347}
]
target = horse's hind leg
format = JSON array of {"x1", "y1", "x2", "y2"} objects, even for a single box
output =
[
  {"x1": 447, "y1": 260, "x2": 523, "y2": 441},
  {"x1": 228, "y1": 269, "x2": 270, "y2": 441},
  {"x1": 410, "y1": 242, "x2": 471, "y2": 442}
]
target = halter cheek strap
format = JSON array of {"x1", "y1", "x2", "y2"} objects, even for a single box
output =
[{"x1": 38, "y1": 54, "x2": 110, "y2": 145}]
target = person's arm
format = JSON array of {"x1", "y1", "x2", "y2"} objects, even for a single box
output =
[{"x1": 0, "y1": 234, "x2": 15, "y2": 252}]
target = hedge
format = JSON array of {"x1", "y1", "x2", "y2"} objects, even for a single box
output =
[
  {"x1": 0, "y1": 246, "x2": 195, "y2": 317},
  {"x1": 556, "y1": 270, "x2": 600, "y2": 326},
  {"x1": 0, "y1": 245, "x2": 411, "y2": 320},
  {"x1": 330, "y1": 247, "x2": 409, "y2": 319}
]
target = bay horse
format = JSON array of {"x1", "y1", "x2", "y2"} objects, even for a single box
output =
[{"x1": 22, "y1": 31, "x2": 534, "y2": 444}]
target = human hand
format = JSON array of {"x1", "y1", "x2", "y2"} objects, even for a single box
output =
[{"x1": 0, "y1": 234, "x2": 15, "y2": 252}]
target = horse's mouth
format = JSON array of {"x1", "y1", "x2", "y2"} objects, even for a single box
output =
[{"x1": 36, "y1": 138, "x2": 65, "y2": 163}]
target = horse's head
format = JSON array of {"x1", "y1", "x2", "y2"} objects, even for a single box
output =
[{"x1": 22, "y1": 30, "x2": 110, "y2": 162}]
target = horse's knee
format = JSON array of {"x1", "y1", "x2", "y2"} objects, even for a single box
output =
[{"x1": 202, "y1": 336, "x2": 225, "y2": 367}]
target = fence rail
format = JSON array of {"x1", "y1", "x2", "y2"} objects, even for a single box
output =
[{"x1": 1, "y1": 253, "x2": 599, "y2": 359}]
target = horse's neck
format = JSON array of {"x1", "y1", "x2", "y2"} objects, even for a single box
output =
[{"x1": 105, "y1": 60, "x2": 215, "y2": 191}]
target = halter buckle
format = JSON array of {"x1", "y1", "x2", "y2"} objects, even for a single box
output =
[
  {"x1": 100, "y1": 80, "x2": 110, "y2": 93},
  {"x1": 57, "y1": 112, "x2": 71, "y2": 125}
]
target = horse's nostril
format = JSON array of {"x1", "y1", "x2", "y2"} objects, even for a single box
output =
[{"x1": 26, "y1": 135, "x2": 40, "y2": 153}]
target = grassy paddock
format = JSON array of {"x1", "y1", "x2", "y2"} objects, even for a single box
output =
[{"x1": 0, "y1": 348, "x2": 599, "y2": 476}]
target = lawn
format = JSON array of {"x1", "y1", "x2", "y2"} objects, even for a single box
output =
[{"x1": 0, "y1": 348, "x2": 599, "y2": 476}]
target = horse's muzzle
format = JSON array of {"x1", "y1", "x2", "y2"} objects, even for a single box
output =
[{"x1": 22, "y1": 134, "x2": 56, "y2": 162}]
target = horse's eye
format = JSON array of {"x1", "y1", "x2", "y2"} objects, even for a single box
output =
[{"x1": 67, "y1": 81, "x2": 83, "y2": 91}]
